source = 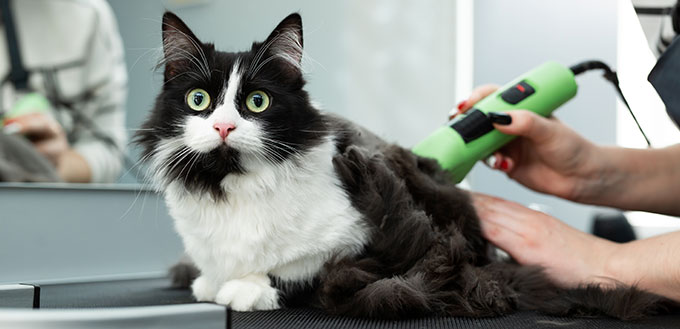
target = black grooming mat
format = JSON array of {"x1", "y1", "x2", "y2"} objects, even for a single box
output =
[
  {"x1": 32, "y1": 278, "x2": 680, "y2": 328},
  {"x1": 232, "y1": 307, "x2": 680, "y2": 329}
]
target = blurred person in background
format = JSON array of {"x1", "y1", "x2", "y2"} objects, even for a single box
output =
[{"x1": 0, "y1": 0, "x2": 126, "y2": 183}]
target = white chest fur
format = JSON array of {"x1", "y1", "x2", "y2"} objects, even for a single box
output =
[{"x1": 164, "y1": 139, "x2": 369, "y2": 284}]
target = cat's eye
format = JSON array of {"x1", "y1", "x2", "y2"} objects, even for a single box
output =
[
  {"x1": 186, "y1": 88, "x2": 211, "y2": 111},
  {"x1": 245, "y1": 90, "x2": 270, "y2": 113}
]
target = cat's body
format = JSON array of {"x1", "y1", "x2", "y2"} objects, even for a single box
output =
[
  {"x1": 139, "y1": 12, "x2": 670, "y2": 319},
  {"x1": 165, "y1": 134, "x2": 368, "y2": 308}
]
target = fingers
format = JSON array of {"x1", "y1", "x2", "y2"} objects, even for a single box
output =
[
  {"x1": 4, "y1": 113, "x2": 60, "y2": 140},
  {"x1": 472, "y1": 192, "x2": 565, "y2": 266},
  {"x1": 472, "y1": 192, "x2": 527, "y2": 256},
  {"x1": 472, "y1": 192, "x2": 532, "y2": 231},
  {"x1": 484, "y1": 152, "x2": 515, "y2": 173},
  {"x1": 493, "y1": 110, "x2": 557, "y2": 143},
  {"x1": 34, "y1": 138, "x2": 68, "y2": 165},
  {"x1": 449, "y1": 84, "x2": 500, "y2": 118},
  {"x1": 4, "y1": 113, "x2": 68, "y2": 165},
  {"x1": 463, "y1": 84, "x2": 500, "y2": 110}
]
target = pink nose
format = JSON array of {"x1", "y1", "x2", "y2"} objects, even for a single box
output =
[{"x1": 213, "y1": 123, "x2": 236, "y2": 139}]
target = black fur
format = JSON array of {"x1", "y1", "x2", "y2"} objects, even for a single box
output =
[
  {"x1": 323, "y1": 145, "x2": 672, "y2": 320},
  {"x1": 151, "y1": 12, "x2": 674, "y2": 320}
]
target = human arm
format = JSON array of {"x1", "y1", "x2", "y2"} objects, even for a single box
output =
[
  {"x1": 473, "y1": 192, "x2": 680, "y2": 301},
  {"x1": 458, "y1": 86, "x2": 680, "y2": 216},
  {"x1": 6, "y1": 1, "x2": 128, "y2": 183}
]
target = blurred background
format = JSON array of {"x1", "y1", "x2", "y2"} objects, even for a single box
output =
[{"x1": 1, "y1": 0, "x2": 678, "y2": 283}]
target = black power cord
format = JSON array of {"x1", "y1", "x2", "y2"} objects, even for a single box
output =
[{"x1": 570, "y1": 60, "x2": 652, "y2": 147}]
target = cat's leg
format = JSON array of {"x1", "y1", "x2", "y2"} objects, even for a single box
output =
[
  {"x1": 214, "y1": 274, "x2": 280, "y2": 311},
  {"x1": 191, "y1": 274, "x2": 220, "y2": 302}
]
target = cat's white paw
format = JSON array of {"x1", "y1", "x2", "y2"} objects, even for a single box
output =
[
  {"x1": 214, "y1": 275, "x2": 280, "y2": 311},
  {"x1": 191, "y1": 275, "x2": 218, "y2": 302}
]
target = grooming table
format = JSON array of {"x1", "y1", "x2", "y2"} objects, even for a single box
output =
[{"x1": 1, "y1": 184, "x2": 679, "y2": 328}]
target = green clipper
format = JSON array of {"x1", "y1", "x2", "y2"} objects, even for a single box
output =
[{"x1": 413, "y1": 61, "x2": 578, "y2": 183}]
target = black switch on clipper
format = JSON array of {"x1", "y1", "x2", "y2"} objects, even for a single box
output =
[
  {"x1": 450, "y1": 109, "x2": 495, "y2": 143},
  {"x1": 500, "y1": 80, "x2": 535, "y2": 104}
]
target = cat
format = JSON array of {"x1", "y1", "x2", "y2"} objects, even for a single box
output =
[{"x1": 137, "y1": 12, "x2": 671, "y2": 319}]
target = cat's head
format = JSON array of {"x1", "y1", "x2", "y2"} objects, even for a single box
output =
[{"x1": 136, "y1": 12, "x2": 327, "y2": 197}]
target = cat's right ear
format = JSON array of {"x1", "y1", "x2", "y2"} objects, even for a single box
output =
[{"x1": 161, "y1": 12, "x2": 206, "y2": 80}]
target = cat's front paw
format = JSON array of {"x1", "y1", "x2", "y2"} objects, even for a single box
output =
[
  {"x1": 191, "y1": 275, "x2": 218, "y2": 302},
  {"x1": 215, "y1": 274, "x2": 280, "y2": 311}
]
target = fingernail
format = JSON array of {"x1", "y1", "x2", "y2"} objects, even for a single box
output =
[
  {"x1": 457, "y1": 100, "x2": 467, "y2": 111},
  {"x1": 484, "y1": 155, "x2": 498, "y2": 168},
  {"x1": 488, "y1": 112, "x2": 512, "y2": 125},
  {"x1": 448, "y1": 108, "x2": 458, "y2": 120},
  {"x1": 3, "y1": 123, "x2": 21, "y2": 134},
  {"x1": 500, "y1": 159, "x2": 509, "y2": 170}
]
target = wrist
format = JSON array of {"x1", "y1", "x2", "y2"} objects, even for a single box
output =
[
  {"x1": 56, "y1": 149, "x2": 92, "y2": 183},
  {"x1": 601, "y1": 240, "x2": 631, "y2": 286},
  {"x1": 570, "y1": 143, "x2": 618, "y2": 204}
]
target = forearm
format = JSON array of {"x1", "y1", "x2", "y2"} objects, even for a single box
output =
[
  {"x1": 578, "y1": 144, "x2": 680, "y2": 216},
  {"x1": 56, "y1": 149, "x2": 92, "y2": 183},
  {"x1": 605, "y1": 231, "x2": 680, "y2": 301}
]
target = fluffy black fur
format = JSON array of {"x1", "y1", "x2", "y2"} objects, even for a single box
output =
[
  {"x1": 146, "y1": 12, "x2": 674, "y2": 320},
  {"x1": 322, "y1": 144, "x2": 671, "y2": 319}
]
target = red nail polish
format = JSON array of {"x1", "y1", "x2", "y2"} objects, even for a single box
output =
[
  {"x1": 500, "y1": 160, "x2": 509, "y2": 170},
  {"x1": 457, "y1": 100, "x2": 467, "y2": 111}
]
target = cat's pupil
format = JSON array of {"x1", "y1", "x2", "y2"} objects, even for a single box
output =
[
  {"x1": 193, "y1": 93, "x2": 204, "y2": 105},
  {"x1": 253, "y1": 94, "x2": 263, "y2": 107}
]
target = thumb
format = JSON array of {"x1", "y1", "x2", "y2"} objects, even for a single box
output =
[{"x1": 492, "y1": 110, "x2": 557, "y2": 143}]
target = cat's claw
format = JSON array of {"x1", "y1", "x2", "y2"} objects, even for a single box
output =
[
  {"x1": 214, "y1": 275, "x2": 280, "y2": 311},
  {"x1": 192, "y1": 275, "x2": 219, "y2": 302}
]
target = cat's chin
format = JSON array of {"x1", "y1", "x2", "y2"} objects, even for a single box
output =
[{"x1": 205, "y1": 143, "x2": 241, "y2": 162}]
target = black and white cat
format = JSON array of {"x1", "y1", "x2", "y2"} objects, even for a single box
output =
[{"x1": 137, "y1": 12, "x2": 668, "y2": 319}]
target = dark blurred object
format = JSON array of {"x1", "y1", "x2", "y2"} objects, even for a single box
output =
[
  {"x1": 649, "y1": 36, "x2": 680, "y2": 130},
  {"x1": 591, "y1": 212, "x2": 637, "y2": 243},
  {"x1": 0, "y1": 133, "x2": 59, "y2": 182}
]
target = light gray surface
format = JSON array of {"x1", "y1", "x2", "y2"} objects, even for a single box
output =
[
  {"x1": 0, "y1": 284, "x2": 35, "y2": 308},
  {"x1": 0, "y1": 184, "x2": 182, "y2": 284},
  {"x1": 468, "y1": 0, "x2": 620, "y2": 231},
  {"x1": 0, "y1": 304, "x2": 226, "y2": 329}
]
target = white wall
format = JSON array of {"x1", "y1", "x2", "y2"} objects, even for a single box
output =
[{"x1": 469, "y1": 0, "x2": 621, "y2": 231}]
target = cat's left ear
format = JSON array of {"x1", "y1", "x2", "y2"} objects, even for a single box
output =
[{"x1": 262, "y1": 13, "x2": 304, "y2": 71}]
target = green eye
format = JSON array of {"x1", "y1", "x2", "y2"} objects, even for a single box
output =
[
  {"x1": 186, "y1": 88, "x2": 210, "y2": 111},
  {"x1": 245, "y1": 90, "x2": 270, "y2": 113}
]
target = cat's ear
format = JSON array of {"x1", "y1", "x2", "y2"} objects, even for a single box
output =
[
  {"x1": 261, "y1": 13, "x2": 304, "y2": 72},
  {"x1": 161, "y1": 12, "x2": 207, "y2": 80}
]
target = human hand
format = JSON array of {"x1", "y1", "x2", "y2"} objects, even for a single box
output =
[
  {"x1": 4, "y1": 113, "x2": 69, "y2": 166},
  {"x1": 454, "y1": 85, "x2": 603, "y2": 202},
  {"x1": 472, "y1": 192, "x2": 618, "y2": 288}
]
